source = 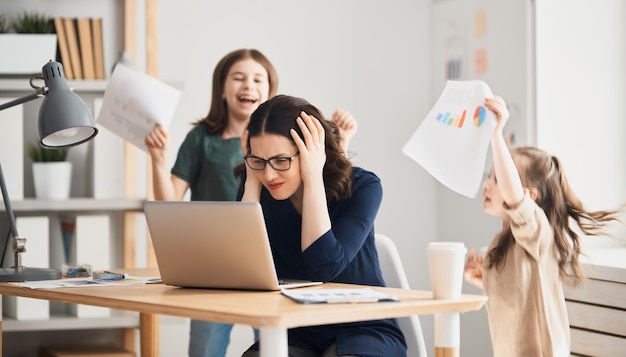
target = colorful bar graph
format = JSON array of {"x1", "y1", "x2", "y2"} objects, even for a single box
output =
[{"x1": 435, "y1": 110, "x2": 466, "y2": 128}]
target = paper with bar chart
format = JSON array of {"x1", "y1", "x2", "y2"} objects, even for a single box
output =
[{"x1": 403, "y1": 80, "x2": 496, "y2": 198}]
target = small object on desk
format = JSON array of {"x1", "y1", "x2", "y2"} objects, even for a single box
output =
[
  {"x1": 281, "y1": 288, "x2": 399, "y2": 304},
  {"x1": 93, "y1": 271, "x2": 127, "y2": 281},
  {"x1": 142, "y1": 277, "x2": 163, "y2": 284},
  {"x1": 61, "y1": 263, "x2": 92, "y2": 278}
]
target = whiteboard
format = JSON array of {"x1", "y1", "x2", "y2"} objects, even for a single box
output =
[{"x1": 431, "y1": 0, "x2": 535, "y2": 148}]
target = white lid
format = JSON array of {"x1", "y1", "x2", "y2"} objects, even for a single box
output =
[{"x1": 428, "y1": 241, "x2": 467, "y2": 253}]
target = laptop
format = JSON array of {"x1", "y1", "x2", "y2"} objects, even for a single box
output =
[{"x1": 143, "y1": 201, "x2": 322, "y2": 291}]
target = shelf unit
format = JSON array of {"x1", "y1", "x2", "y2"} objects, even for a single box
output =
[
  {"x1": 0, "y1": 0, "x2": 158, "y2": 354},
  {"x1": 3, "y1": 311, "x2": 139, "y2": 332},
  {"x1": 6, "y1": 198, "x2": 144, "y2": 214},
  {"x1": 1, "y1": 198, "x2": 145, "y2": 267},
  {"x1": 0, "y1": 79, "x2": 108, "y2": 93},
  {"x1": 0, "y1": 84, "x2": 146, "y2": 355}
]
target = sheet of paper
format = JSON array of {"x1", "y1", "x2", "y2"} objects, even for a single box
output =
[
  {"x1": 96, "y1": 64, "x2": 181, "y2": 151},
  {"x1": 281, "y1": 288, "x2": 399, "y2": 304},
  {"x1": 10, "y1": 277, "x2": 150, "y2": 289},
  {"x1": 402, "y1": 80, "x2": 496, "y2": 198}
]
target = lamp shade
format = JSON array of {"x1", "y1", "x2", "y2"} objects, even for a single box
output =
[{"x1": 38, "y1": 61, "x2": 98, "y2": 148}]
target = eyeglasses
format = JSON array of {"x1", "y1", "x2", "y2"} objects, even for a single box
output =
[{"x1": 244, "y1": 152, "x2": 299, "y2": 171}]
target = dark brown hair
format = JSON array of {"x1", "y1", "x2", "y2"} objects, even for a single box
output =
[
  {"x1": 194, "y1": 49, "x2": 278, "y2": 135},
  {"x1": 488, "y1": 146, "x2": 624, "y2": 283},
  {"x1": 236, "y1": 95, "x2": 353, "y2": 202}
]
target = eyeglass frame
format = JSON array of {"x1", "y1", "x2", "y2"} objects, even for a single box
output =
[{"x1": 243, "y1": 152, "x2": 300, "y2": 171}]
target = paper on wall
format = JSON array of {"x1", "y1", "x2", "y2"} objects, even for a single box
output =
[
  {"x1": 402, "y1": 80, "x2": 496, "y2": 198},
  {"x1": 96, "y1": 64, "x2": 181, "y2": 151}
]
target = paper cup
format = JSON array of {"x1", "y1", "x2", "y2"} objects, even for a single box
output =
[{"x1": 428, "y1": 242, "x2": 467, "y2": 299}]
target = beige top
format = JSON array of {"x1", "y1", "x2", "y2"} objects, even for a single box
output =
[{"x1": 483, "y1": 192, "x2": 570, "y2": 357}]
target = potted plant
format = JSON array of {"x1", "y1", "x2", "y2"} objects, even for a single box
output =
[
  {"x1": 0, "y1": 10, "x2": 57, "y2": 75},
  {"x1": 0, "y1": 14, "x2": 11, "y2": 33},
  {"x1": 26, "y1": 143, "x2": 72, "y2": 200}
]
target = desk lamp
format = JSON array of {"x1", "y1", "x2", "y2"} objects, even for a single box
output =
[{"x1": 0, "y1": 60, "x2": 98, "y2": 281}]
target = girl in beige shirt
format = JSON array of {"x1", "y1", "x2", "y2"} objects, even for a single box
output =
[{"x1": 464, "y1": 96, "x2": 623, "y2": 356}]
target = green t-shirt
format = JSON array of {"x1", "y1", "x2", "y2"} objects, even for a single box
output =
[{"x1": 171, "y1": 125, "x2": 242, "y2": 201}]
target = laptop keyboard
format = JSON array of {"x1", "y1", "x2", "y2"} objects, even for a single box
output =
[
  {"x1": 278, "y1": 279, "x2": 323, "y2": 289},
  {"x1": 279, "y1": 280, "x2": 300, "y2": 286}
]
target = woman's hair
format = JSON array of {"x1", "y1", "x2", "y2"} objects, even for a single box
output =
[
  {"x1": 194, "y1": 49, "x2": 278, "y2": 135},
  {"x1": 487, "y1": 146, "x2": 623, "y2": 283},
  {"x1": 236, "y1": 94, "x2": 353, "y2": 202}
]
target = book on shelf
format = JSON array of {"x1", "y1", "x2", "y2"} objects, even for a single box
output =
[
  {"x1": 91, "y1": 18, "x2": 105, "y2": 80},
  {"x1": 63, "y1": 18, "x2": 83, "y2": 79},
  {"x1": 53, "y1": 17, "x2": 74, "y2": 80},
  {"x1": 76, "y1": 18, "x2": 95, "y2": 80}
]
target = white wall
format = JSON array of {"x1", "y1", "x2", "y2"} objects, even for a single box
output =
[{"x1": 535, "y1": 0, "x2": 626, "y2": 213}]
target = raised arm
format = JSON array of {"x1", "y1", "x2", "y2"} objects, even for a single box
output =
[
  {"x1": 292, "y1": 112, "x2": 332, "y2": 251},
  {"x1": 145, "y1": 124, "x2": 189, "y2": 201},
  {"x1": 487, "y1": 96, "x2": 524, "y2": 207}
]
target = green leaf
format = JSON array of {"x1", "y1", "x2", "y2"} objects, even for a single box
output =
[
  {"x1": 26, "y1": 143, "x2": 68, "y2": 162},
  {"x1": 0, "y1": 14, "x2": 11, "y2": 33},
  {"x1": 12, "y1": 11, "x2": 54, "y2": 34}
]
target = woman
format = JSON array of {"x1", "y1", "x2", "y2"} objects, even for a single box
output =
[
  {"x1": 145, "y1": 49, "x2": 358, "y2": 357},
  {"x1": 238, "y1": 95, "x2": 406, "y2": 357}
]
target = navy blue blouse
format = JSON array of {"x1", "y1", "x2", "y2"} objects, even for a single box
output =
[{"x1": 248, "y1": 167, "x2": 407, "y2": 357}]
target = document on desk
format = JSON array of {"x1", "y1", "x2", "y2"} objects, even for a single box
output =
[
  {"x1": 10, "y1": 276, "x2": 159, "y2": 289},
  {"x1": 402, "y1": 80, "x2": 496, "y2": 198},
  {"x1": 96, "y1": 63, "x2": 181, "y2": 151},
  {"x1": 281, "y1": 288, "x2": 399, "y2": 304}
]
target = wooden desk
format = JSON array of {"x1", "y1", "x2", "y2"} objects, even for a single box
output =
[{"x1": 0, "y1": 273, "x2": 487, "y2": 357}]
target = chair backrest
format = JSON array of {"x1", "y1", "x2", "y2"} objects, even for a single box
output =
[{"x1": 375, "y1": 234, "x2": 427, "y2": 357}]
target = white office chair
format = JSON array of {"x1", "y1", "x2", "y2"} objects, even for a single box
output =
[{"x1": 375, "y1": 234, "x2": 428, "y2": 357}]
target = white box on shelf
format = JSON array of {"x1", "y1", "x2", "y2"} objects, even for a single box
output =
[
  {"x1": 3, "y1": 216, "x2": 50, "y2": 320},
  {"x1": 0, "y1": 34, "x2": 57, "y2": 75},
  {"x1": 0, "y1": 97, "x2": 24, "y2": 201},
  {"x1": 70, "y1": 214, "x2": 111, "y2": 317},
  {"x1": 67, "y1": 301, "x2": 111, "y2": 318},
  {"x1": 75, "y1": 215, "x2": 110, "y2": 270},
  {"x1": 16, "y1": 216, "x2": 50, "y2": 267},
  {"x1": 3, "y1": 296, "x2": 49, "y2": 320}
]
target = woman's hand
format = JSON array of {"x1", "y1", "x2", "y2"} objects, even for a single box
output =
[
  {"x1": 464, "y1": 248, "x2": 484, "y2": 289},
  {"x1": 291, "y1": 111, "x2": 326, "y2": 183}
]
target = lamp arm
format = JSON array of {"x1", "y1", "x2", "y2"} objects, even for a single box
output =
[{"x1": 0, "y1": 89, "x2": 46, "y2": 112}]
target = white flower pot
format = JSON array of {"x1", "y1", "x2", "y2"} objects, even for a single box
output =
[
  {"x1": 0, "y1": 34, "x2": 58, "y2": 75},
  {"x1": 32, "y1": 162, "x2": 72, "y2": 200}
]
